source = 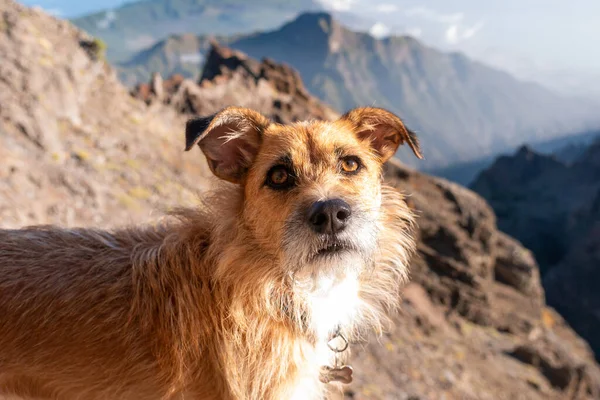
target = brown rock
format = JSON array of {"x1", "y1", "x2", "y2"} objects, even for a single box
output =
[
  {"x1": 385, "y1": 160, "x2": 497, "y2": 326},
  {"x1": 150, "y1": 72, "x2": 164, "y2": 100}
]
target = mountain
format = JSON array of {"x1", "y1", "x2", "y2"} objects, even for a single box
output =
[
  {"x1": 71, "y1": 0, "x2": 320, "y2": 63},
  {"x1": 118, "y1": 33, "x2": 228, "y2": 86},
  {"x1": 427, "y1": 129, "x2": 600, "y2": 186},
  {"x1": 118, "y1": 12, "x2": 598, "y2": 170},
  {"x1": 2, "y1": 1, "x2": 600, "y2": 398},
  {"x1": 471, "y1": 140, "x2": 600, "y2": 361}
]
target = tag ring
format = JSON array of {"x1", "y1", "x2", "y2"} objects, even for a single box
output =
[{"x1": 327, "y1": 332, "x2": 349, "y2": 353}]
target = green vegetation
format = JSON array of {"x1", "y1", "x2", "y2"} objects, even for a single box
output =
[{"x1": 92, "y1": 38, "x2": 107, "y2": 61}]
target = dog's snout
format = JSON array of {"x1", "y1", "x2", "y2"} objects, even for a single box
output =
[{"x1": 307, "y1": 199, "x2": 351, "y2": 234}]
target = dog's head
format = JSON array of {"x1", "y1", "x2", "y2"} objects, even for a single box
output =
[{"x1": 185, "y1": 107, "x2": 422, "y2": 278}]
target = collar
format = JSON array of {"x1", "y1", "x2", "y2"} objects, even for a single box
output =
[{"x1": 319, "y1": 326, "x2": 353, "y2": 384}]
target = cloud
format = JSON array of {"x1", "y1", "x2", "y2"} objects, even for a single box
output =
[
  {"x1": 445, "y1": 21, "x2": 485, "y2": 44},
  {"x1": 375, "y1": 3, "x2": 398, "y2": 13},
  {"x1": 316, "y1": 0, "x2": 357, "y2": 11},
  {"x1": 369, "y1": 22, "x2": 390, "y2": 39},
  {"x1": 405, "y1": 6, "x2": 463, "y2": 24},
  {"x1": 445, "y1": 25, "x2": 459, "y2": 44},
  {"x1": 406, "y1": 27, "x2": 423, "y2": 38},
  {"x1": 96, "y1": 10, "x2": 117, "y2": 29},
  {"x1": 404, "y1": 6, "x2": 484, "y2": 45},
  {"x1": 463, "y1": 21, "x2": 485, "y2": 39}
]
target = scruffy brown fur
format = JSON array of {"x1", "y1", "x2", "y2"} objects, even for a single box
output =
[{"x1": 0, "y1": 107, "x2": 422, "y2": 400}]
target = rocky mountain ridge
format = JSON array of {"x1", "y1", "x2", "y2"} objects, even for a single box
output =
[
  {"x1": 1, "y1": 1, "x2": 599, "y2": 398},
  {"x1": 131, "y1": 43, "x2": 339, "y2": 124},
  {"x1": 471, "y1": 140, "x2": 600, "y2": 363}
]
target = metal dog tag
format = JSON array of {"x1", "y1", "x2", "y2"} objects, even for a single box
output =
[{"x1": 320, "y1": 365, "x2": 353, "y2": 384}]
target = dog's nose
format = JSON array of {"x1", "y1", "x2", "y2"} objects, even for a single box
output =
[{"x1": 308, "y1": 199, "x2": 351, "y2": 234}]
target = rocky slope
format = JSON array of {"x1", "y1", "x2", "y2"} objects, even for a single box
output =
[
  {"x1": 1, "y1": 2, "x2": 600, "y2": 399},
  {"x1": 0, "y1": 0, "x2": 214, "y2": 228},
  {"x1": 119, "y1": 12, "x2": 597, "y2": 170},
  {"x1": 471, "y1": 141, "x2": 600, "y2": 362}
]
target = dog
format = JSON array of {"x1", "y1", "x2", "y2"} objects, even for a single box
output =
[{"x1": 0, "y1": 106, "x2": 422, "y2": 400}]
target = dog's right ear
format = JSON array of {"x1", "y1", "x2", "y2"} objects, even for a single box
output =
[
  {"x1": 185, "y1": 107, "x2": 270, "y2": 183},
  {"x1": 340, "y1": 107, "x2": 423, "y2": 162}
]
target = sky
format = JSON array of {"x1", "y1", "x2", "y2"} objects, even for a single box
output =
[
  {"x1": 21, "y1": 0, "x2": 125, "y2": 17},
  {"x1": 22, "y1": 0, "x2": 600, "y2": 98}
]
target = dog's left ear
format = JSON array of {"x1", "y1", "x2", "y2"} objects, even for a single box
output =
[
  {"x1": 185, "y1": 107, "x2": 271, "y2": 183},
  {"x1": 341, "y1": 107, "x2": 423, "y2": 162}
]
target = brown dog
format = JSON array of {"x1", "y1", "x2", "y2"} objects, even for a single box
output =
[{"x1": 0, "y1": 106, "x2": 422, "y2": 400}]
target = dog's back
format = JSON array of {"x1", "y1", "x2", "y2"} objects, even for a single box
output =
[{"x1": 0, "y1": 226, "x2": 176, "y2": 399}]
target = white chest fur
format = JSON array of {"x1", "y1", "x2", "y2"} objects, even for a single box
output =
[
  {"x1": 289, "y1": 272, "x2": 362, "y2": 400},
  {"x1": 302, "y1": 270, "x2": 362, "y2": 377},
  {"x1": 305, "y1": 272, "x2": 361, "y2": 340}
]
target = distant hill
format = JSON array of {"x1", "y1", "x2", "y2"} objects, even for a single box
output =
[
  {"x1": 71, "y1": 0, "x2": 319, "y2": 62},
  {"x1": 118, "y1": 12, "x2": 598, "y2": 169},
  {"x1": 428, "y1": 129, "x2": 600, "y2": 185}
]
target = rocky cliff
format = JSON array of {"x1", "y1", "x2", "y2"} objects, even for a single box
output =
[
  {"x1": 471, "y1": 141, "x2": 600, "y2": 364},
  {"x1": 1, "y1": 1, "x2": 599, "y2": 399}
]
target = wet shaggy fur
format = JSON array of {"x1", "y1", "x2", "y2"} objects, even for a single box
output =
[{"x1": 0, "y1": 107, "x2": 422, "y2": 400}]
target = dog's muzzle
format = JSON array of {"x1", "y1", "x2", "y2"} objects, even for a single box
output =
[{"x1": 282, "y1": 198, "x2": 376, "y2": 270}]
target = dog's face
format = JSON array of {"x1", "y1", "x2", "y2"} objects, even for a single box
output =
[{"x1": 186, "y1": 107, "x2": 422, "y2": 277}]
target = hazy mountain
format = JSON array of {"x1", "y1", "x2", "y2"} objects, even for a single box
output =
[
  {"x1": 71, "y1": 0, "x2": 320, "y2": 62},
  {"x1": 428, "y1": 129, "x2": 600, "y2": 185},
  {"x1": 118, "y1": 34, "x2": 231, "y2": 86},
  {"x1": 118, "y1": 12, "x2": 598, "y2": 169}
]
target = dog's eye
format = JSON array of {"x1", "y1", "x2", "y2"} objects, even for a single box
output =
[
  {"x1": 266, "y1": 166, "x2": 295, "y2": 189},
  {"x1": 271, "y1": 168, "x2": 288, "y2": 184},
  {"x1": 340, "y1": 156, "x2": 361, "y2": 174}
]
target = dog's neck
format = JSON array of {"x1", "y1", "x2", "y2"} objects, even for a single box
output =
[
  {"x1": 291, "y1": 268, "x2": 361, "y2": 385},
  {"x1": 293, "y1": 269, "x2": 362, "y2": 342}
]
